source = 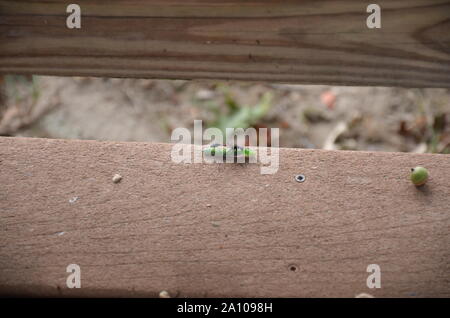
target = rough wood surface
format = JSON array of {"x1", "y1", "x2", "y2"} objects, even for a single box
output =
[
  {"x1": 0, "y1": 137, "x2": 449, "y2": 297},
  {"x1": 1, "y1": 0, "x2": 450, "y2": 87}
]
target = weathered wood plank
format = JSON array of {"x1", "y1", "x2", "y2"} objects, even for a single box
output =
[
  {"x1": 0, "y1": 137, "x2": 449, "y2": 297},
  {"x1": 1, "y1": 0, "x2": 450, "y2": 87}
]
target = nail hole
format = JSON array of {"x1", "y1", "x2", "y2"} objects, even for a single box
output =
[
  {"x1": 295, "y1": 174, "x2": 306, "y2": 183},
  {"x1": 288, "y1": 265, "x2": 298, "y2": 272}
]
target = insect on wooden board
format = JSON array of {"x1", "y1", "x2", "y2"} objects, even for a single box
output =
[{"x1": 203, "y1": 144, "x2": 256, "y2": 163}]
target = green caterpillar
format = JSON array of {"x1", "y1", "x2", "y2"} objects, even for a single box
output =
[{"x1": 203, "y1": 144, "x2": 256, "y2": 161}]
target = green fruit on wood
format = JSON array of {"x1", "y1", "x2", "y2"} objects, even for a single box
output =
[{"x1": 410, "y1": 167, "x2": 429, "y2": 186}]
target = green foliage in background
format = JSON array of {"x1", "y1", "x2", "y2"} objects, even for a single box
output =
[
  {"x1": 4, "y1": 75, "x2": 40, "y2": 104},
  {"x1": 205, "y1": 90, "x2": 273, "y2": 135}
]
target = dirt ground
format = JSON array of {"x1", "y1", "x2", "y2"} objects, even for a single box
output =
[{"x1": 1, "y1": 75, "x2": 449, "y2": 153}]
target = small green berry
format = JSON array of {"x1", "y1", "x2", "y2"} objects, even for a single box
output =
[{"x1": 410, "y1": 166, "x2": 429, "y2": 186}]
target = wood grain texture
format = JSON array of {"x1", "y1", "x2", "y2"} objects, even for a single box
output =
[
  {"x1": 0, "y1": 137, "x2": 449, "y2": 297},
  {"x1": 1, "y1": 0, "x2": 450, "y2": 87}
]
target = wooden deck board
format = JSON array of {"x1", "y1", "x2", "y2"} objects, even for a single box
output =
[
  {"x1": 0, "y1": 137, "x2": 449, "y2": 297},
  {"x1": 1, "y1": 0, "x2": 450, "y2": 87}
]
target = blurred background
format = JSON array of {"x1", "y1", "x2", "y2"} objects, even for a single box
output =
[{"x1": 0, "y1": 75, "x2": 449, "y2": 154}]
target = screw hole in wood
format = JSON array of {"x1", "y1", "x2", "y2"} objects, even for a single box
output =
[{"x1": 295, "y1": 174, "x2": 306, "y2": 183}]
